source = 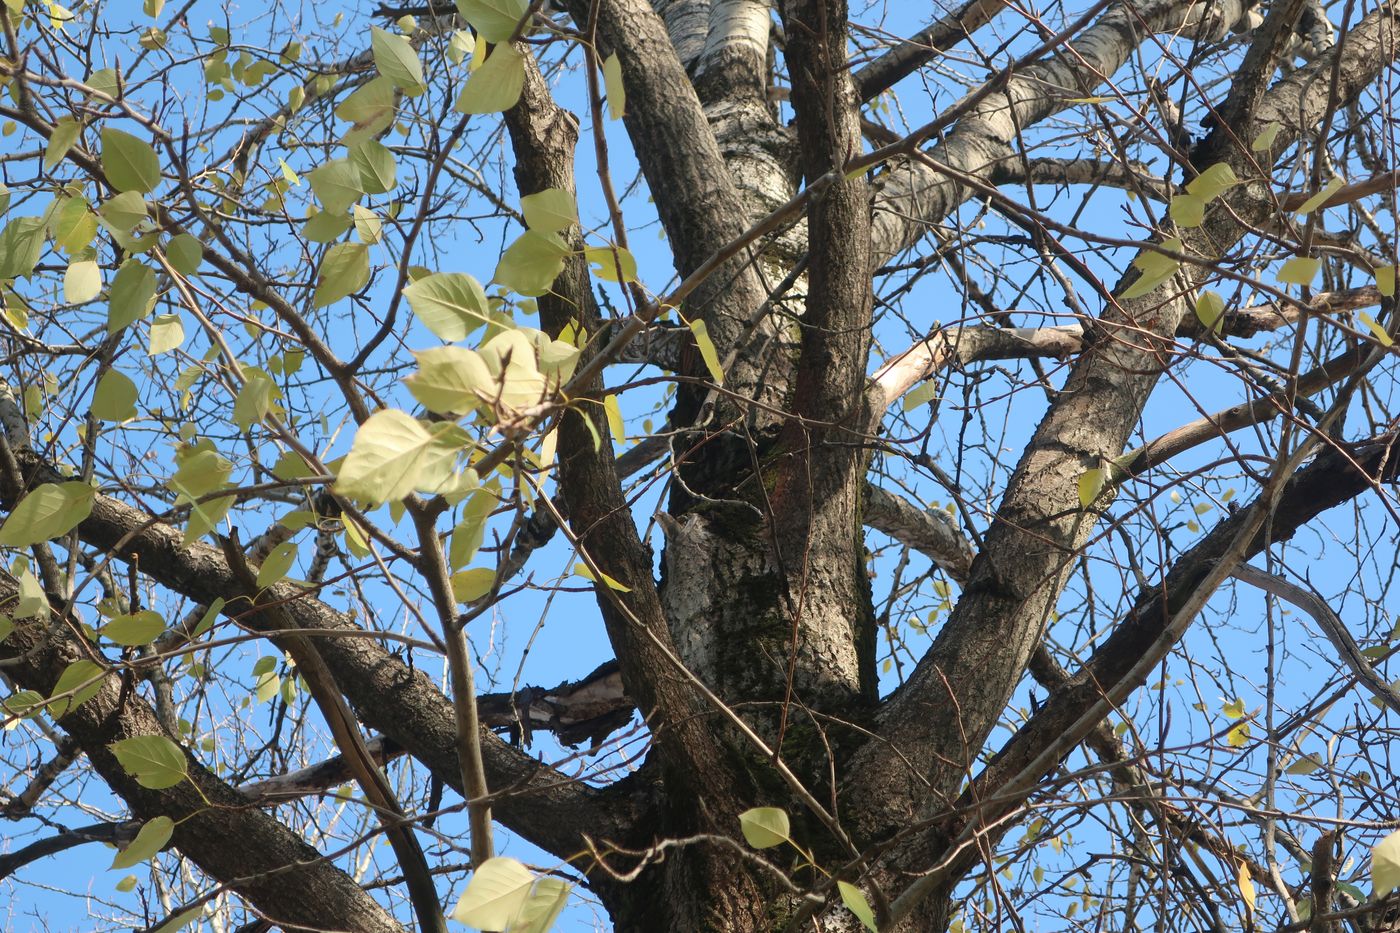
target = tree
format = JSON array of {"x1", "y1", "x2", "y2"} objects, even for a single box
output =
[{"x1": 0, "y1": 0, "x2": 1398, "y2": 929}]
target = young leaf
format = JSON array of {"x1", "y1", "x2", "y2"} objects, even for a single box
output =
[
  {"x1": 148, "y1": 314, "x2": 185, "y2": 355},
  {"x1": 48, "y1": 659, "x2": 106, "y2": 717},
  {"x1": 101, "y1": 127, "x2": 161, "y2": 193},
  {"x1": 402, "y1": 272, "x2": 491, "y2": 341},
  {"x1": 494, "y1": 230, "x2": 569, "y2": 296},
  {"x1": 1373, "y1": 830, "x2": 1400, "y2": 896},
  {"x1": 451, "y1": 856, "x2": 537, "y2": 927},
  {"x1": 233, "y1": 368, "x2": 282, "y2": 430},
  {"x1": 370, "y1": 25, "x2": 425, "y2": 94},
  {"x1": 1251, "y1": 122, "x2": 1282, "y2": 151},
  {"x1": 335, "y1": 410, "x2": 464, "y2": 507},
  {"x1": 308, "y1": 159, "x2": 364, "y2": 215},
  {"x1": 335, "y1": 76, "x2": 397, "y2": 144},
  {"x1": 44, "y1": 117, "x2": 82, "y2": 169},
  {"x1": 1237, "y1": 861, "x2": 1256, "y2": 915},
  {"x1": 1195, "y1": 291, "x2": 1226, "y2": 334},
  {"x1": 1120, "y1": 238, "x2": 1183, "y2": 301},
  {"x1": 454, "y1": 42, "x2": 525, "y2": 115},
  {"x1": 837, "y1": 882, "x2": 878, "y2": 933},
  {"x1": 99, "y1": 191, "x2": 147, "y2": 231},
  {"x1": 604, "y1": 394, "x2": 625, "y2": 442},
  {"x1": 110, "y1": 735, "x2": 189, "y2": 789},
  {"x1": 0, "y1": 217, "x2": 48, "y2": 280},
  {"x1": 455, "y1": 0, "x2": 530, "y2": 44},
  {"x1": 1168, "y1": 194, "x2": 1205, "y2": 228},
  {"x1": 1077, "y1": 468, "x2": 1106, "y2": 508},
  {"x1": 107, "y1": 259, "x2": 157, "y2": 333},
  {"x1": 739, "y1": 807, "x2": 791, "y2": 849},
  {"x1": 686, "y1": 313, "x2": 722, "y2": 383},
  {"x1": 350, "y1": 139, "x2": 397, "y2": 194},
  {"x1": 1374, "y1": 264, "x2": 1395, "y2": 298},
  {"x1": 583, "y1": 245, "x2": 637, "y2": 283},
  {"x1": 64, "y1": 259, "x2": 102, "y2": 304},
  {"x1": 404, "y1": 345, "x2": 493, "y2": 414},
  {"x1": 574, "y1": 561, "x2": 633, "y2": 593},
  {"x1": 103, "y1": 610, "x2": 166, "y2": 646},
  {"x1": 603, "y1": 52, "x2": 625, "y2": 119},
  {"x1": 1278, "y1": 256, "x2": 1321, "y2": 286},
  {"x1": 902, "y1": 380, "x2": 937, "y2": 411},
  {"x1": 110, "y1": 816, "x2": 174, "y2": 870},
  {"x1": 451, "y1": 567, "x2": 496, "y2": 603},
  {"x1": 520, "y1": 188, "x2": 577, "y2": 233},
  {"x1": 353, "y1": 205, "x2": 383, "y2": 244},
  {"x1": 1295, "y1": 175, "x2": 1345, "y2": 215},
  {"x1": 165, "y1": 233, "x2": 203, "y2": 275},
  {"x1": 1358, "y1": 312, "x2": 1394, "y2": 347},
  {"x1": 92, "y1": 370, "x2": 139, "y2": 421},
  {"x1": 313, "y1": 242, "x2": 371, "y2": 307},
  {"x1": 256, "y1": 541, "x2": 297, "y2": 588},
  {"x1": 1185, "y1": 163, "x2": 1238, "y2": 201},
  {"x1": 0, "y1": 482, "x2": 95, "y2": 547}
]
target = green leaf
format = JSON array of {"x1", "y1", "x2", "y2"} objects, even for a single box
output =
[
  {"x1": 1251, "y1": 122, "x2": 1282, "y2": 151},
  {"x1": 450, "y1": 856, "x2": 536, "y2": 928},
  {"x1": 101, "y1": 127, "x2": 161, "y2": 193},
  {"x1": 603, "y1": 52, "x2": 625, "y2": 119},
  {"x1": 738, "y1": 807, "x2": 791, "y2": 849},
  {"x1": 92, "y1": 370, "x2": 139, "y2": 421},
  {"x1": 44, "y1": 117, "x2": 82, "y2": 169},
  {"x1": 1185, "y1": 163, "x2": 1238, "y2": 202},
  {"x1": 403, "y1": 272, "x2": 491, "y2": 341},
  {"x1": 1222, "y1": 697, "x2": 1245, "y2": 719},
  {"x1": 1195, "y1": 291, "x2": 1226, "y2": 334},
  {"x1": 148, "y1": 314, "x2": 185, "y2": 355},
  {"x1": 449, "y1": 490, "x2": 495, "y2": 570},
  {"x1": 88, "y1": 68, "x2": 120, "y2": 99},
  {"x1": 313, "y1": 242, "x2": 371, "y2": 307},
  {"x1": 104, "y1": 610, "x2": 166, "y2": 646},
  {"x1": 308, "y1": 158, "x2": 364, "y2": 215},
  {"x1": 454, "y1": 42, "x2": 525, "y2": 115},
  {"x1": 1278, "y1": 256, "x2": 1321, "y2": 286},
  {"x1": 1295, "y1": 175, "x2": 1345, "y2": 215},
  {"x1": 0, "y1": 482, "x2": 95, "y2": 546},
  {"x1": 1358, "y1": 312, "x2": 1393, "y2": 347},
  {"x1": 1374, "y1": 830, "x2": 1400, "y2": 896},
  {"x1": 303, "y1": 210, "x2": 352, "y2": 243},
  {"x1": 111, "y1": 816, "x2": 174, "y2": 869},
  {"x1": 509, "y1": 876, "x2": 571, "y2": 933},
  {"x1": 170, "y1": 448, "x2": 233, "y2": 501},
  {"x1": 48, "y1": 659, "x2": 105, "y2": 718},
  {"x1": 521, "y1": 188, "x2": 577, "y2": 233},
  {"x1": 838, "y1": 882, "x2": 878, "y2": 933},
  {"x1": 494, "y1": 230, "x2": 569, "y2": 296},
  {"x1": 405, "y1": 345, "x2": 493, "y2": 414},
  {"x1": 448, "y1": 29, "x2": 475, "y2": 65},
  {"x1": 1119, "y1": 238, "x2": 1182, "y2": 301},
  {"x1": 335, "y1": 409, "x2": 465, "y2": 507},
  {"x1": 256, "y1": 541, "x2": 297, "y2": 588},
  {"x1": 233, "y1": 368, "x2": 282, "y2": 430},
  {"x1": 52, "y1": 197, "x2": 98, "y2": 253},
  {"x1": 64, "y1": 259, "x2": 102, "y2": 304},
  {"x1": 902, "y1": 380, "x2": 937, "y2": 411},
  {"x1": 152, "y1": 907, "x2": 201, "y2": 933},
  {"x1": 107, "y1": 259, "x2": 158, "y2": 333},
  {"x1": 166, "y1": 233, "x2": 203, "y2": 275},
  {"x1": 350, "y1": 139, "x2": 397, "y2": 194},
  {"x1": 110, "y1": 735, "x2": 189, "y2": 789},
  {"x1": 455, "y1": 0, "x2": 529, "y2": 43},
  {"x1": 99, "y1": 191, "x2": 148, "y2": 231},
  {"x1": 0, "y1": 217, "x2": 47, "y2": 279},
  {"x1": 11, "y1": 559, "x2": 47, "y2": 619},
  {"x1": 574, "y1": 561, "x2": 632, "y2": 593},
  {"x1": 583, "y1": 245, "x2": 637, "y2": 283},
  {"x1": 115, "y1": 876, "x2": 137, "y2": 892},
  {"x1": 353, "y1": 205, "x2": 383, "y2": 245},
  {"x1": 371, "y1": 25, "x2": 425, "y2": 94},
  {"x1": 1376, "y1": 264, "x2": 1396, "y2": 298},
  {"x1": 335, "y1": 76, "x2": 397, "y2": 144},
  {"x1": 479, "y1": 330, "x2": 547, "y2": 412},
  {"x1": 451, "y1": 567, "x2": 497, "y2": 603},
  {"x1": 1285, "y1": 755, "x2": 1322, "y2": 775},
  {"x1": 1077, "y1": 468, "x2": 1106, "y2": 508},
  {"x1": 1169, "y1": 194, "x2": 1205, "y2": 228}
]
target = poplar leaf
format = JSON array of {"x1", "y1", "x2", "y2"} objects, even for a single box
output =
[
  {"x1": 688, "y1": 318, "x2": 725, "y2": 385},
  {"x1": 44, "y1": 117, "x2": 82, "y2": 169},
  {"x1": 1195, "y1": 291, "x2": 1226, "y2": 334},
  {"x1": 838, "y1": 882, "x2": 878, "y2": 933},
  {"x1": 107, "y1": 260, "x2": 157, "y2": 333},
  {"x1": 902, "y1": 380, "x2": 937, "y2": 412},
  {"x1": 493, "y1": 230, "x2": 569, "y2": 296},
  {"x1": 454, "y1": 0, "x2": 529, "y2": 44},
  {"x1": 1374, "y1": 264, "x2": 1394, "y2": 298},
  {"x1": 335, "y1": 410, "x2": 465, "y2": 507},
  {"x1": 370, "y1": 25, "x2": 425, "y2": 94},
  {"x1": 520, "y1": 188, "x2": 577, "y2": 233},
  {"x1": 1295, "y1": 175, "x2": 1345, "y2": 215},
  {"x1": 101, "y1": 127, "x2": 161, "y2": 193},
  {"x1": 1372, "y1": 830, "x2": 1400, "y2": 896},
  {"x1": 0, "y1": 482, "x2": 95, "y2": 546},
  {"x1": 148, "y1": 314, "x2": 185, "y2": 355},
  {"x1": 165, "y1": 234, "x2": 203, "y2": 275},
  {"x1": 1237, "y1": 862, "x2": 1256, "y2": 915},
  {"x1": 1252, "y1": 122, "x2": 1282, "y2": 151},
  {"x1": 313, "y1": 242, "x2": 370, "y2": 307},
  {"x1": 738, "y1": 807, "x2": 791, "y2": 849},
  {"x1": 1169, "y1": 194, "x2": 1205, "y2": 228},
  {"x1": 110, "y1": 735, "x2": 188, "y2": 789},
  {"x1": 451, "y1": 856, "x2": 535, "y2": 928},
  {"x1": 1077, "y1": 468, "x2": 1106, "y2": 508},
  {"x1": 1119, "y1": 238, "x2": 1182, "y2": 301},
  {"x1": 103, "y1": 610, "x2": 166, "y2": 646},
  {"x1": 451, "y1": 567, "x2": 496, "y2": 603},
  {"x1": 308, "y1": 159, "x2": 363, "y2": 215},
  {"x1": 404, "y1": 345, "x2": 493, "y2": 414},
  {"x1": 402, "y1": 272, "x2": 491, "y2": 341},
  {"x1": 574, "y1": 562, "x2": 632, "y2": 593},
  {"x1": 603, "y1": 53, "x2": 625, "y2": 119},
  {"x1": 111, "y1": 816, "x2": 174, "y2": 869},
  {"x1": 1278, "y1": 257, "x2": 1321, "y2": 286},
  {"x1": 584, "y1": 245, "x2": 637, "y2": 283},
  {"x1": 64, "y1": 259, "x2": 101, "y2": 304},
  {"x1": 604, "y1": 394, "x2": 625, "y2": 441},
  {"x1": 1186, "y1": 163, "x2": 1238, "y2": 201},
  {"x1": 48, "y1": 659, "x2": 105, "y2": 717},
  {"x1": 454, "y1": 42, "x2": 524, "y2": 114},
  {"x1": 256, "y1": 541, "x2": 297, "y2": 588},
  {"x1": 92, "y1": 370, "x2": 139, "y2": 421},
  {"x1": 1358, "y1": 312, "x2": 1393, "y2": 347}
]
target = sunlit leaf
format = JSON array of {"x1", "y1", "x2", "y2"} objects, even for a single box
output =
[
  {"x1": 256, "y1": 541, "x2": 297, "y2": 588},
  {"x1": 107, "y1": 260, "x2": 158, "y2": 333},
  {"x1": 64, "y1": 259, "x2": 101, "y2": 304},
  {"x1": 1295, "y1": 175, "x2": 1345, "y2": 215},
  {"x1": 0, "y1": 217, "x2": 47, "y2": 279},
  {"x1": 1077, "y1": 468, "x2": 1106, "y2": 508},
  {"x1": 584, "y1": 245, "x2": 637, "y2": 283},
  {"x1": 48, "y1": 659, "x2": 105, "y2": 717},
  {"x1": 402, "y1": 272, "x2": 491, "y2": 341},
  {"x1": 838, "y1": 882, "x2": 878, "y2": 933},
  {"x1": 335, "y1": 76, "x2": 397, "y2": 144},
  {"x1": 1237, "y1": 861, "x2": 1256, "y2": 915},
  {"x1": 404, "y1": 345, "x2": 493, "y2": 414},
  {"x1": 44, "y1": 117, "x2": 82, "y2": 169},
  {"x1": 451, "y1": 567, "x2": 496, "y2": 603},
  {"x1": 1373, "y1": 830, "x2": 1400, "y2": 896},
  {"x1": 308, "y1": 158, "x2": 364, "y2": 215},
  {"x1": 1285, "y1": 755, "x2": 1322, "y2": 775},
  {"x1": 335, "y1": 410, "x2": 465, "y2": 507},
  {"x1": 350, "y1": 139, "x2": 396, "y2": 194},
  {"x1": 370, "y1": 25, "x2": 425, "y2": 94},
  {"x1": 101, "y1": 127, "x2": 161, "y2": 193},
  {"x1": 313, "y1": 242, "x2": 371, "y2": 307},
  {"x1": 103, "y1": 610, "x2": 166, "y2": 646},
  {"x1": 110, "y1": 735, "x2": 189, "y2": 789},
  {"x1": 1119, "y1": 238, "x2": 1183, "y2": 301},
  {"x1": 455, "y1": 0, "x2": 530, "y2": 44},
  {"x1": 233, "y1": 368, "x2": 282, "y2": 430},
  {"x1": 99, "y1": 191, "x2": 147, "y2": 231},
  {"x1": 1185, "y1": 163, "x2": 1238, "y2": 202},
  {"x1": 1278, "y1": 256, "x2": 1321, "y2": 286},
  {"x1": 111, "y1": 816, "x2": 174, "y2": 870},
  {"x1": 493, "y1": 230, "x2": 569, "y2": 296},
  {"x1": 454, "y1": 42, "x2": 525, "y2": 114},
  {"x1": 521, "y1": 188, "x2": 577, "y2": 233},
  {"x1": 0, "y1": 482, "x2": 95, "y2": 546},
  {"x1": 148, "y1": 314, "x2": 185, "y2": 355},
  {"x1": 604, "y1": 394, "x2": 625, "y2": 441},
  {"x1": 1251, "y1": 122, "x2": 1282, "y2": 151},
  {"x1": 1168, "y1": 194, "x2": 1205, "y2": 228},
  {"x1": 92, "y1": 370, "x2": 139, "y2": 421},
  {"x1": 738, "y1": 807, "x2": 791, "y2": 849},
  {"x1": 1374, "y1": 264, "x2": 1395, "y2": 298},
  {"x1": 1358, "y1": 312, "x2": 1393, "y2": 347},
  {"x1": 574, "y1": 561, "x2": 632, "y2": 593},
  {"x1": 1195, "y1": 291, "x2": 1226, "y2": 334},
  {"x1": 603, "y1": 52, "x2": 625, "y2": 119},
  {"x1": 166, "y1": 233, "x2": 203, "y2": 275}
]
